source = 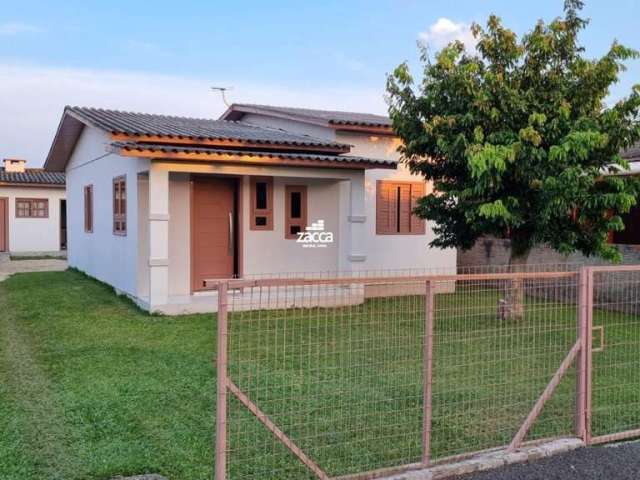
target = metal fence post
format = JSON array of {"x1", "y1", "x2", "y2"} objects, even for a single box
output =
[
  {"x1": 215, "y1": 281, "x2": 229, "y2": 480},
  {"x1": 585, "y1": 268, "x2": 594, "y2": 445},
  {"x1": 576, "y1": 267, "x2": 588, "y2": 440},
  {"x1": 422, "y1": 280, "x2": 434, "y2": 466}
]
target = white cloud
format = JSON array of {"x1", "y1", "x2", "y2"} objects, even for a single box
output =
[
  {"x1": 0, "y1": 22, "x2": 41, "y2": 36},
  {"x1": 418, "y1": 18, "x2": 476, "y2": 52},
  {"x1": 0, "y1": 62, "x2": 388, "y2": 166}
]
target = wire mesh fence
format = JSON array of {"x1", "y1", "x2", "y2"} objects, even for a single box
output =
[
  {"x1": 213, "y1": 264, "x2": 640, "y2": 479},
  {"x1": 590, "y1": 267, "x2": 640, "y2": 444}
]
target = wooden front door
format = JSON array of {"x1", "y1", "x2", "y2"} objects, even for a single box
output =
[
  {"x1": 192, "y1": 177, "x2": 237, "y2": 290},
  {"x1": 0, "y1": 198, "x2": 7, "y2": 252}
]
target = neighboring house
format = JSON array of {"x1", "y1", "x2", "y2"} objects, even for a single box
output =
[
  {"x1": 0, "y1": 158, "x2": 66, "y2": 256},
  {"x1": 44, "y1": 105, "x2": 456, "y2": 314},
  {"x1": 458, "y1": 143, "x2": 640, "y2": 269}
]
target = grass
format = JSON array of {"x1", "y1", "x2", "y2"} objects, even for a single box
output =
[{"x1": 1, "y1": 270, "x2": 639, "y2": 479}]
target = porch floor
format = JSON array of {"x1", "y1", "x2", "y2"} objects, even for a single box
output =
[{"x1": 138, "y1": 284, "x2": 368, "y2": 315}]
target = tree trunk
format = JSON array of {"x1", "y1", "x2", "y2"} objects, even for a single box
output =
[{"x1": 498, "y1": 248, "x2": 531, "y2": 320}]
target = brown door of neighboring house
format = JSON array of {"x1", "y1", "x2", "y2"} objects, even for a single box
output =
[
  {"x1": 191, "y1": 176, "x2": 238, "y2": 291},
  {"x1": 0, "y1": 198, "x2": 7, "y2": 252}
]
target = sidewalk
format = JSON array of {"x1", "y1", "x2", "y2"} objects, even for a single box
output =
[{"x1": 0, "y1": 258, "x2": 67, "y2": 282}]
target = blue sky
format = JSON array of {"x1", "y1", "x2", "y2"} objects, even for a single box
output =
[{"x1": 1, "y1": 0, "x2": 639, "y2": 164}]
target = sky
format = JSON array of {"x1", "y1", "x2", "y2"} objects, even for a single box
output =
[{"x1": 1, "y1": 0, "x2": 639, "y2": 166}]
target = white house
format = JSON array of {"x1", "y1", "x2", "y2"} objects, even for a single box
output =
[
  {"x1": 44, "y1": 105, "x2": 455, "y2": 313},
  {"x1": 0, "y1": 158, "x2": 66, "y2": 256}
]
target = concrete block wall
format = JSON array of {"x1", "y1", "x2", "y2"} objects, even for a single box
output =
[
  {"x1": 458, "y1": 237, "x2": 640, "y2": 314},
  {"x1": 458, "y1": 236, "x2": 640, "y2": 269}
]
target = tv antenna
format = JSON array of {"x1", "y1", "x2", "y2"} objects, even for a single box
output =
[{"x1": 211, "y1": 86, "x2": 233, "y2": 107}]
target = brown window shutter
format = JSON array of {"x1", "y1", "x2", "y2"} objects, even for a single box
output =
[
  {"x1": 377, "y1": 180, "x2": 427, "y2": 235},
  {"x1": 376, "y1": 181, "x2": 395, "y2": 234},
  {"x1": 410, "y1": 183, "x2": 426, "y2": 234},
  {"x1": 113, "y1": 176, "x2": 127, "y2": 235},
  {"x1": 398, "y1": 184, "x2": 412, "y2": 234},
  {"x1": 85, "y1": 185, "x2": 93, "y2": 233},
  {"x1": 84, "y1": 187, "x2": 88, "y2": 231}
]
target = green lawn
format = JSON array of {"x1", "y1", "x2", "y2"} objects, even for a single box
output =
[{"x1": 1, "y1": 270, "x2": 639, "y2": 480}]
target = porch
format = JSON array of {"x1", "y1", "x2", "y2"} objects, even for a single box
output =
[{"x1": 134, "y1": 161, "x2": 371, "y2": 314}]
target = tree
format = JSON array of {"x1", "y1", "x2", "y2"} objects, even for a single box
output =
[{"x1": 387, "y1": 0, "x2": 640, "y2": 318}]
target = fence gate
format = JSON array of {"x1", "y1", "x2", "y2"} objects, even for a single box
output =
[
  {"x1": 212, "y1": 266, "x2": 640, "y2": 480},
  {"x1": 428, "y1": 271, "x2": 582, "y2": 461},
  {"x1": 586, "y1": 266, "x2": 640, "y2": 445}
]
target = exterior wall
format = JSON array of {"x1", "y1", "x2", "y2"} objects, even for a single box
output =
[
  {"x1": 0, "y1": 185, "x2": 66, "y2": 253},
  {"x1": 137, "y1": 172, "x2": 192, "y2": 299},
  {"x1": 458, "y1": 236, "x2": 640, "y2": 268},
  {"x1": 240, "y1": 113, "x2": 336, "y2": 141},
  {"x1": 140, "y1": 161, "x2": 361, "y2": 302},
  {"x1": 338, "y1": 131, "x2": 456, "y2": 272},
  {"x1": 234, "y1": 113, "x2": 457, "y2": 273},
  {"x1": 242, "y1": 176, "x2": 341, "y2": 275},
  {"x1": 65, "y1": 126, "x2": 149, "y2": 297}
]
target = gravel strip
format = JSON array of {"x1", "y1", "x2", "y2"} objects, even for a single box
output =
[{"x1": 457, "y1": 441, "x2": 640, "y2": 480}]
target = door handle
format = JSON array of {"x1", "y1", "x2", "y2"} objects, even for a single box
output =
[{"x1": 228, "y1": 211, "x2": 234, "y2": 255}]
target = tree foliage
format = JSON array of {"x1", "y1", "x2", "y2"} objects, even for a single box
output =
[{"x1": 387, "y1": 0, "x2": 640, "y2": 262}]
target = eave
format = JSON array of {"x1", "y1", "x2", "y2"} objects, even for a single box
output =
[
  {"x1": 112, "y1": 143, "x2": 397, "y2": 170},
  {"x1": 329, "y1": 123, "x2": 395, "y2": 136},
  {"x1": 110, "y1": 133, "x2": 351, "y2": 154},
  {"x1": 0, "y1": 182, "x2": 65, "y2": 188}
]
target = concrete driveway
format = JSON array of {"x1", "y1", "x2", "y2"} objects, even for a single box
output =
[{"x1": 0, "y1": 258, "x2": 67, "y2": 282}]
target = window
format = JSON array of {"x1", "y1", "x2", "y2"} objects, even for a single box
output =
[
  {"x1": 610, "y1": 206, "x2": 640, "y2": 245},
  {"x1": 113, "y1": 176, "x2": 126, "y2": 235},
  {"x1": 84, "y1": 185, "x2": 93, "y2": 233},
  {"x1": 16, "y1": 198, "x2": 48, "y2": 218},
  {"x1": 285, "y1": 185, "x2": 307, "y2": 239},
  {"x1": 250, "y1": 177, "x2": 273, "y2": 230},
  {"x1": 376, "y1": 181, "x2": 426, "y2": 235}
]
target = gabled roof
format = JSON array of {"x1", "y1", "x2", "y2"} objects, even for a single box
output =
[
  {"x1": 44, "y1": 106, "x2": 396, "y2": 171},
  {"x1": 0, "y1": 168, "x2": 65, "y2": 187},
  {"x1": 220, "y1": 103, "x2": 393, "y2": 131},
  {"x1": 64, "y1": 106, "x2": 350, "y2": 148}
]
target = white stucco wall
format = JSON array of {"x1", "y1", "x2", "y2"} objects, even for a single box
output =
[
  {"x1": 0, "y1": 186, "x2": 66, "y2": 253},
  {"x1": 338, "y1": 132, "x2": 457, "y2": 272},
  {"x1": 65, "y1": 126, "x2": 149, "y2": 296},
  {"x1": 242, "y1": 176, "x2": 341, "y2": 275},
  {"x1": 139, "y1": 161, "x2": 361, "y2": 298},
  {"x1": 232, "y1": 111, "x2": 457, "y2": 273},
  {"x1": 137, "y1": 172, "x2": 192, "y2": 299}
]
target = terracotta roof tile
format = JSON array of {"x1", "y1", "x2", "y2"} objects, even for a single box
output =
[{"x1": 0, "y1": 168, "x2": 65, "y2": 186}]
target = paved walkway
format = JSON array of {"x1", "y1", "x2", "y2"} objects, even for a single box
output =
[
  {"x1": 0, "y1": 258, "x2": 67, "y2": 282},
  {"x1": 457, "y1": 441, "x2": 640, "y2": 480}
]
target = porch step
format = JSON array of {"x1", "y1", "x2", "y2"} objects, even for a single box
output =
[{"x1": 0, "y1": 252, "x2": 9, "y2": 264}]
